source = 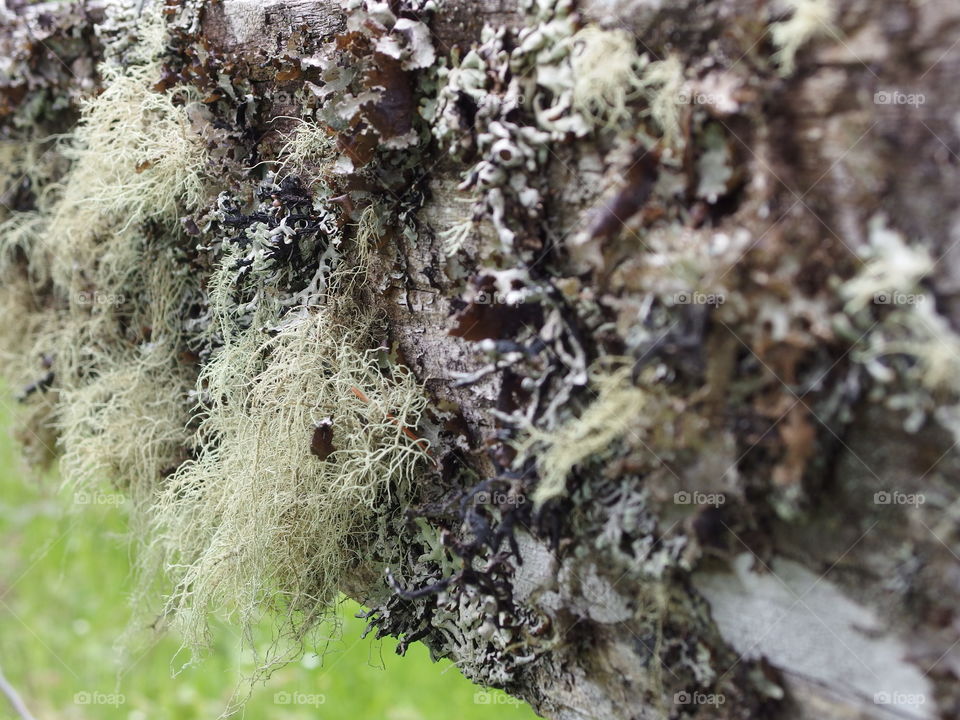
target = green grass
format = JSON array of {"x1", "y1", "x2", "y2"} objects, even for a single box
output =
[{"x1": 0, "y1": 390, "x2": 538, "y2": 720}]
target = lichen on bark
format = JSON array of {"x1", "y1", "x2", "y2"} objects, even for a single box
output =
[{"x1": 1, "y1": 1, "x2": 959, "y2": 719}]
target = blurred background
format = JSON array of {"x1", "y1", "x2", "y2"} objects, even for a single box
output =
[{"x1": 0, "y1": 389, "x2": 538, "y2": 720}]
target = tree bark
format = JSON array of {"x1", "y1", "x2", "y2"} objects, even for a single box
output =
[{"x1": 2, "y1": 1, "x2": 959, "y2": 719}]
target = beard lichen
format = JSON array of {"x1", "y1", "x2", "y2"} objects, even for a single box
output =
[
  {"x1": 568, "y1": 27, "x2": 647, "y2": 130},
  {"x1": 511, "y1": 360, "x2": 693, "y2": 507},
  {"x1": 273, "y1": 118, "x2": 337, "y2": 183},
  {"x1": 517, "y1": 364, "x2": 652, "y2": 506},
  {"x1": 0, "y1": 0, "x2": 437, "y2": 686},
  {"x1": 45, "y1": 62, "x2": 209, "y2": 290},
  {"x1": 0, "y1": 40, "x2": 210, "y2": 488},
  {"x1": 770, "y1": 0, "x2": 837, "y2": 76},
  {"x1": 145, "y1": 307, "x2": 430, "y2": 662},
  {"x1": 55, "y1": 252, "x2": 197, "y2": 504}
]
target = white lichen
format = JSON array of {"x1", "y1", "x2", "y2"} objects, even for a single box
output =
[{"x1": 841, "y1": 215, "x2": 933, "y2": 313}]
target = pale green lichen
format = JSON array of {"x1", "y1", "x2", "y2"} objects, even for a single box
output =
[
  {"x1": 638, "y1": 55, "x2": 686, "y2": 149},
  {"x1": 568, "y1": 27, "x2": 647, "y2": 130},
  {"x1": 56, "y1": 254, "x2": 196, "y2": 501},
  {"x1": 770, "y1": 0, "x2": 837, "y2": 76},
  {"x1": 841, "y1": 215, "x2": 934, "y2": 314},
  {"x1": 842, "y1": 216, "x2": 960, "y2": 442},
  {"x1": 0, "y1": 41, "x2": 209, "y2": 489},
  {"x1": 274, "y1": 118, "x2": 337, "y2": 183},
  {"x1": 44, "y1": 61, "x2": 208, "y2": 290},
  {"x1": 144, "y1": 306, "x2": 430, "y2": 662},
  {"x1": 517, "y1": 364, "x2": 651, "y2": 506}
]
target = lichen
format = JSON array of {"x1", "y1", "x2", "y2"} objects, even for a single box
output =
[
  {"x1": 770, "y1": 0, "x2": 836, "y2": 76},
  {"x1": 274, "y1": 119, "x2": 336, "y2": 183},
  {"x1": 5, "y1": 0, "x2": 945, "y2": 713},
  {"x1": 45, "y1": 61, "x2": 209, "y2": 290},
  {"x1": 517, "y1": 364, "x2": 651, "y2": 506},
  {"x1": 841, "y1": 215, "x2": 934, "y2": 314},
  {"x1": 0, "y1": 1, "x2": 437, "y2": 678},
  {"x1": 145, "y1": 308, "x2": 430, "y2": 661},
  {"x1": 568, "y1": 27, "x2": 647, "y2": 130}
]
